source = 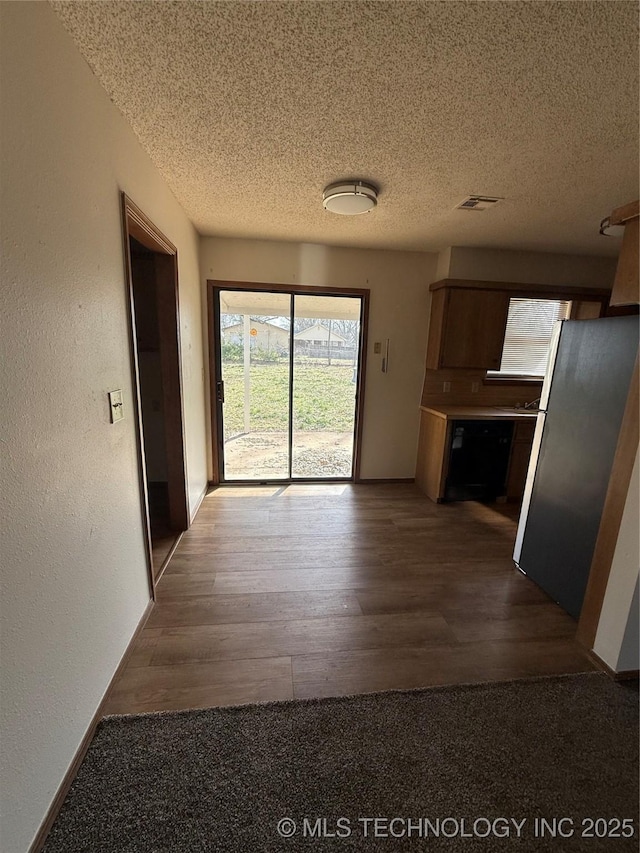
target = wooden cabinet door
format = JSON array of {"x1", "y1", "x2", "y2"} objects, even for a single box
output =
[
  {"x1": 415, "y1": 410, "x2": 449, "y2": 502},
  {"x1": 610, "y1": 216, "x2": 639, "y2": 306},
  {"x1": 440, "y1": 289, "x2": 510, "y2": 370},
  {"x1": 506, "y1": 420, "x2": 536, "y2": 500}
]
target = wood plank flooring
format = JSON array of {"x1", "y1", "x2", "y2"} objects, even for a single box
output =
[{"x1": 104, "y1": 484, "x2": 595, "y2": 715}]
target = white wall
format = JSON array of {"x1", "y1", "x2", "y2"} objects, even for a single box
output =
[
  {"x1": 200, "y1": 238, "x2": 437, "y2": 479},
  {"x1": 594, "y1": 449, "x2": 640, "y2": 672},
  {"x1": 440, "y1": 246, "x2": 617, "y2": 289},
  {"x1": 435, "y1": 246, "x2": 452, "y2": 281},
  {"x1": 0, "y1": 4, "x2": 207, "y2": 852}
]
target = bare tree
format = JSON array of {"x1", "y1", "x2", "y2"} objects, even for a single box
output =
[
  {"x1": 330, "y1": 319, "x2": 359, "y2": 348},
  {"x1": 293, "y1": 317, "x2": 315, "y2": 333}
]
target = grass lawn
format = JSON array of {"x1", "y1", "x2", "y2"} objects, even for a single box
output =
[{"x1": 221, "y1": 361, "x2": 357, "y2": 435}]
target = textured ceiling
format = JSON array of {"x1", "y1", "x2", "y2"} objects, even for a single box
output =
[{"x1": 51, "y1": 1, "x2": 638, "y2": 255}]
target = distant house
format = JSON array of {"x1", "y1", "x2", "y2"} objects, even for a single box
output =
[
  {"x1": 294, "y1": 322, "x2": 348, "y2": 347},
  {"x1": 222, "y1": 319, "x2": 289, "y2": 351}
]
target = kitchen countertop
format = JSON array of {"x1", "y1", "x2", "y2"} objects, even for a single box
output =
[{"x1": 420, "y1": 405, "x2": 538, "y2": 420}]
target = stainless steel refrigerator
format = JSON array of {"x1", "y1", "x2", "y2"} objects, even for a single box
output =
[{"x1": 513, "y1": 315, "x2": 638, "y2": 619}]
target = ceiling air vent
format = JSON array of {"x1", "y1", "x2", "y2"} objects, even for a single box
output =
[{"x1": 455, "y1": 195, "x2": 503, "y2": 211}]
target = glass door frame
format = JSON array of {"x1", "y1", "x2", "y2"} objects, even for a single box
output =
[{"x1": 207, "y1": 280, "x2": 370, "y2": 485}]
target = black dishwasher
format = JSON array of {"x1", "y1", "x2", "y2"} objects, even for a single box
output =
[{"x1": 444, "y1": 420, "x2": 514, "y2": 502}]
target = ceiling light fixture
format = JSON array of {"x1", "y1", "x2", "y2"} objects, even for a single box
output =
[
  {"x1": 323, "y1": 180, "x2": 378, "y2": 215},
  {"x1": 599, "y1": 217, "x2": 625, "y2": 238}
]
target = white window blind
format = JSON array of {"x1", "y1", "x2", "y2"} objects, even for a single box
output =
[{"x1": 488, "y1": 298, "x2": 571, "y2": 378}]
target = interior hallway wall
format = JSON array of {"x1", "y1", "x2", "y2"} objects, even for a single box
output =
[
  {"x1": 0, "y1": 4, "x2": 207, "y2": 851},
  {"x1": 200, "y1": 237, "x2": 438, "y2": 480}
]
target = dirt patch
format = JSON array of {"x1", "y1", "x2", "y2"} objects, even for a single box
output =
[{"x1": 223, "y1": 431, "x2": 353, "y2": 478}]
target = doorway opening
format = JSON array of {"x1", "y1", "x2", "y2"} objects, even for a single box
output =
[
  {"x1": 122, "y1": 195, "x2": 189, "y2": 590},
  {"x1": 208, "y1": 282, "x2": 369, "y2": 483}
]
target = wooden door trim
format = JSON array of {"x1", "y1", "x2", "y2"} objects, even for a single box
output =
[
  {"x1": 206, "y1": 279, "x2": 370, "y2": 484},
  {"x1": 206, "y1": 282, "x2": 222, "y2": 485},
  {"x1": 121, "y1": 193, "x2": 189, "y2": 594},
  {"x1": 353, "y1": 289, "x2": 369, "y2": 482},
  {"x1": 208, "y1": 279, "x2": 371, "y2": 299},
  {"x1": 124, "y1": 196, "x2": 177, "y2": 254}
]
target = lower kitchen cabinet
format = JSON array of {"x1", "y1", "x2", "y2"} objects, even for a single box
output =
[{"x1": 415, "y1": 407, "x2": 535, "y2": 503}]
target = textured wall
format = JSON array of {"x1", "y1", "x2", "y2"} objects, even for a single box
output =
[
  {"x1": 0, "y1": 4, "x2": 207, "y2": 851},
  {"x1": 200, "y1": 237, "x2": 437, "y2": 479}
]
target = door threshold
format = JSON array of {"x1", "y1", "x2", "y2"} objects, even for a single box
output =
[{"x1": 217, "y1": 478, "x2": 354, "y2": 486}]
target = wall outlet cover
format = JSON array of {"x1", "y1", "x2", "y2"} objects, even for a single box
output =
[{"x1": 109, "y1": 389, "x2": 124, "y2": 423}]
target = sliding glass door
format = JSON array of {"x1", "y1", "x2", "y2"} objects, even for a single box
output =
[
  {"x1": 218, "y1": 290, "x2": 291, "y2": 480},
  {"x1": 215, "y1": 287, "x2": 364, "y2": 482},
  {"x1": 291, "y1": 295, "x2": 361, "y2": 478}
]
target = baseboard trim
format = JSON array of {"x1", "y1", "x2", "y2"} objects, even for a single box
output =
[
  {"x1": 614, "y1": 670, "x2": 640, "y2": 681},
  {"x1": 28, "y1": 598, "x2": 155, "y2": 853},
  {"x1": 586, "y1": 649, "x2": 640, "y2": 681},
  {"x1": 356, "y1": 477, "x2": 415, "y2": 484},
  {"x1": 153, "y1": 531, "x2": 184, "y2": 586},
  {"x1": 190, "y1": 482, "x2": 209, "y2": 523}
]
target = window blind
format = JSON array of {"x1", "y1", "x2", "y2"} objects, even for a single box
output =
[{"x1": 489, "y1": 298, "x2": 571, "y2": 378}]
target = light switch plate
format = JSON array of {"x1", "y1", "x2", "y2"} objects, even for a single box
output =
[{"x1": 109, "y1": 389, "x2": 124, "y2": 423}]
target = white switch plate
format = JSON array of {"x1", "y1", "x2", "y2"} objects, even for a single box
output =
[{"x1": 109, "y1": 389, "x2": 124, "y2": 423}]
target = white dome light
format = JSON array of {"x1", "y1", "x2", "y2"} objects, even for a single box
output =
[{"x1": 323, "y1": 180, "x2": 378, "y2": 215}]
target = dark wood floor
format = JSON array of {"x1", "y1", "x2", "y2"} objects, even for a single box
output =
[{"x1": 104, "y1": 484, "x2": 595, "y2": 715}]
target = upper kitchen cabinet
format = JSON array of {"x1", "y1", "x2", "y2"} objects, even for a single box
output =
[
  {"x1": 426, "y1": 284, "x2": 510, "y2": 370},
  {"x1": 608, "y1": 200, "x2": 639, "y2": 307},
  {"x1": 425, "y1": 279, "x2": 612, "y2": 375}
]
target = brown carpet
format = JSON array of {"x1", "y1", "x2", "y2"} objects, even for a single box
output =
[{"x1": 43, "y1": 673, "x2": 638, "y2": 851}]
